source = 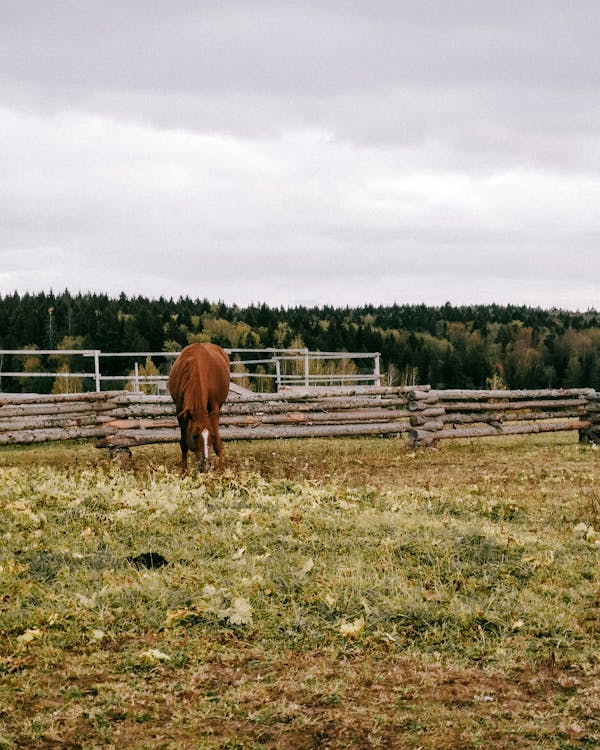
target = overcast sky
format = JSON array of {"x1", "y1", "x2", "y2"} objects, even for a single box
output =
[{"x1": 1, "y1": 1, "x2": 600, "y2": 310}]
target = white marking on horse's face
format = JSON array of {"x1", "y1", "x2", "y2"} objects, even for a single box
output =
[{"x1": 201, "y1": 428, "x2": 210, "y2": 461}]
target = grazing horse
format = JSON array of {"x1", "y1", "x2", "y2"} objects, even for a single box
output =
[{"x1": 167, "y1": 343, "x2": 230, "y2": 472}]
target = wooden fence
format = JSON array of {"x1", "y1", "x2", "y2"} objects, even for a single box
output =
[
  {"x1": 0, "y1": 387, "x2": 415, "y2": 448},
  {"x1": 407, "y1": 387, "x2": 595, "y2": 446},
  {"x1": 0, "y1": 387, "x2": 597, "y2": 450}
]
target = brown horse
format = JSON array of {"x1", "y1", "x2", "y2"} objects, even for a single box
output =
[{"x1": 167, "y1": 343, "x2": 230, "y2": 472}]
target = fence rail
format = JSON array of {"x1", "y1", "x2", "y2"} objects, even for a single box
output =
[{"x1": 0, "y1": 348, "x2": 382, "y2": 393}]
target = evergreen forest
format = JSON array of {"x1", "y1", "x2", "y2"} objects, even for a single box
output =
[{"x1": 1, "y1": 290, "x2": 600, "y2": 392}]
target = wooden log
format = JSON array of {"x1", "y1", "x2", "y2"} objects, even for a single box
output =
[
  {"x1": 99, "y1": 404, "x2": 175, "y2": 418},
  {"x1": 432, "y1": 388, "x2": 595, "y2": 401},
  {"x1": 223, "y1": 408, "x2": 411, "y2": 426},
  {"x1": 106, "y1": 392, "x2": 171, "y2": 405},
  {"x1": 0, "y1": 400, "x2": 118, "y2": 418},
  {"x1": 0, "y1": 413, "x2": 100, "y2": 432},
  {"x1": 407, "y1": 389, "x2": 438, "y2": 402},
  {"x1": 107, "y1": 396, "x2": 411, "y2": 419},
  {"x1": 408, "y1": 418, "x2": 590, "y2": 447},
  {"x1": 102, "y1": 407, "x2": 412, "y2": 432},
  {"x1": 128, "y1": 389, "x2": 413, "y2": 406},
  {"x1": 409, "y1": 410, "x2": 452, "y2": 426},
  {"x1": 224, "y1": 396, "x2": 410, "y2": 414},
  {"x1": 406, "y1": 407, "x2": 446, "y2": 424},
  {"x1": 408, "y1": 401, "x2": 431, "y2": 412},
  {"x1": 417, "y1": 420, "x2": 445, "y2": 432},
  {"x1": 226, "y1": 420, "x2": 412, "y2": 439},
  {"x1": 276, "y1": 385, "x2": 424, "y2": 399},
  {"x1": 95, "y1": 420, "x2": 411, "y2": 448},
  {"x1": 0, "y1": 391, "x2": 118, "y2": 406},
  {"x1": 418, "y1": 406, "x2": 446, "y2": 417},
  {"x1": 103, "y1": 418, "x2": 177, "y2": 430},
  {"x1": 407, "y1": 429, "x2": 434, "y2": 447},
  {"x1": 203, "y1": 386, "x2": 413, "y2": 404},
  {"x1": 440, "y1": 408, "x2": 585, "y2": 425},
  {"x1": 440, "y1": 398, "x2": 588, "y2": 413},
  {"x1": 0, "y1": 426, "x2": 108, "y2": 446},
  {"x1": 112, "y1": 391, "x2": 410, "y2": 406}
]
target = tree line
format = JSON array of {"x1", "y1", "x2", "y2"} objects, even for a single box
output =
[{"x1": 1, "y1": 290, "x2": 600, "y2": 392}]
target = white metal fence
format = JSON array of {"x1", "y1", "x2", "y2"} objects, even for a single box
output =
[{"x1": 0, "y1": 348, "x2": 382, "y2": 393}]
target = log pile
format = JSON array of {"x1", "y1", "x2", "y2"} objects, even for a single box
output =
[
  {"x1": 407, "y1": 388, "x2": 595, "y2": 447},
  {"x1": 0, "y1": 387, "x2": 415, "y2": 448},
  {"x1": 0, "y1": 392, "x2": 118, "y2": 445},
  {"x1": 1, "y1": 386, "x2": 596, "y2": 450}
]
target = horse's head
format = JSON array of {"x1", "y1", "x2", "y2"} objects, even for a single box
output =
[{"x1": 179, "y1": 409, "x2": 213, "y2": 472}]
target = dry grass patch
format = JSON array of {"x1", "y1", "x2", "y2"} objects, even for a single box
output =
[
  {"x1": 1, "y1": 434, "x2": 600, "y2": 749},
  {"x1": 3, "y1": 647, "x2": 599, "y2": 749}
]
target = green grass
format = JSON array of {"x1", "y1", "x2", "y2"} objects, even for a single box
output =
[{"x1": 1, "y1": 435, "x2": 600, "y2": 748}]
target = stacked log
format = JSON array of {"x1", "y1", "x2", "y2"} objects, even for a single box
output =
[
  {"x1": 0, "y1": 392, "x2": 117, "y2": 445},
  {"x1": 0, "y1": 387, "x2": 416, "y2": 447},
  {"x1": 96, "y1": 386, "x2": 415, "y2": 448},
  {"x1": 1, "y1": 386, "x2": 596, "y2": 450},
  {"x1": 407, "y1": 388, "x2": 594, "y2": 447}
]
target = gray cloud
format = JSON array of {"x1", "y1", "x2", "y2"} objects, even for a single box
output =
[{"x1": 1, "y1": 1, "x2": 600, "y2": 309}]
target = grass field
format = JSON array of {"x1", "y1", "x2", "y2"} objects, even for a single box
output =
[{"x1": 1, "y1": 434, "x2": 600, "y2": 749}]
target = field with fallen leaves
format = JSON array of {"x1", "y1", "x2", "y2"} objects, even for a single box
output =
[{"x1": 1, "y1": 434, "x2": 600, "y2": 749}]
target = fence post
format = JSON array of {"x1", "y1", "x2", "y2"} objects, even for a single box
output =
[
  {"x1": 274, "y1": 357, "x2": 282, "y2": 392},
  {"x1": 304, "y1": 349, "x2": 310, "y2": 387},
  {"x1": 406, "y1": 389, "x2": 444, "y2": 447},
  {"x1": 94, "y1": 350, "x2": 101, "y2": 392},
  {"x1": 373, "y1": 354, "x2": 381, "y2": 386}
]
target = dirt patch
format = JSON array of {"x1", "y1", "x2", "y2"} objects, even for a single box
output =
[{"x1": 6, "y1": 649, "x2": 599, "y2": 749}]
